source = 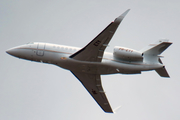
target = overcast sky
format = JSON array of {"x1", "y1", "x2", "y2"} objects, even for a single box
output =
[{"x1": 1, "y1": 0, "x2": 180, "y2": 120}]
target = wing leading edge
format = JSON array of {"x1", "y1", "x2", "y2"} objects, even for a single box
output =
[{"x1": 70, "y1": 9, "x2": 130, "y2": 62}]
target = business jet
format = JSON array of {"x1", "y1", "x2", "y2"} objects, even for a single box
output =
[{"x1": 6, "y1": 9, "x2": 172, "y2": 113}]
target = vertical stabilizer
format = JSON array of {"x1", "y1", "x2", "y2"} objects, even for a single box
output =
[{"x1": 140, "y1": 39, "x2": 172, "y2": 78}]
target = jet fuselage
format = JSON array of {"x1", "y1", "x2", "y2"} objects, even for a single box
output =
[
  {"x1": 6, "y1": 9, "x2": 172, "y2": 113},
  {"x1": 6, "y1": 42, "x2": 163, "y2": 75}
]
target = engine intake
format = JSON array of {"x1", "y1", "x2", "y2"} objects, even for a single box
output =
[{"x1": 113, "y1": 46, "x2": 143, "y2": 61}]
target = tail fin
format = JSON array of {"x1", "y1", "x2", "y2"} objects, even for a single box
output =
[{"x1": 140, "y1": 39, "x2": 172, "y2": 78}]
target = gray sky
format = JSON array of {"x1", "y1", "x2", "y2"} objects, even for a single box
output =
[{"x1": 1, "y1": 0, "x2": 180, "y2": 120}]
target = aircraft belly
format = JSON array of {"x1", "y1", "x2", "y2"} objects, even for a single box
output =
[
  {"x1": 57, "y1": 58, "x2": 148, "y2": 74},
  {"x1": 99, "y1": 61, "x2": 143, "y2": 74}
]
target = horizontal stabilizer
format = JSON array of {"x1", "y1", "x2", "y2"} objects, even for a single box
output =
[
  {"x1": 140, "y1": 39, "x2": 172, "y2": 63},
  {"x1": 140, "y1": 39, "x2": 172, "y2": 54},
  {"x1": 143, "y1": 41, "x2": 172, "y2": 56},
  {"x1": 155, "y1": 67, "x2": 170, "y2": 78}
]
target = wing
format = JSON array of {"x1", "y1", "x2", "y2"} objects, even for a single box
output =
[
  {"x1": 70, "y1": 9, "x2": 130, "y2": 62},
  {"x1": 71, "y1": 71, "x2": 113, "y2": 113}
]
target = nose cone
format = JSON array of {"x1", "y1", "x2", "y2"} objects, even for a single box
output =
[
  {"x1": 6, "y1": 48, "x2": 19, "y2": 57},
  {"x1": 6, "y1": 49, "x2": 12, "y2": 55}
]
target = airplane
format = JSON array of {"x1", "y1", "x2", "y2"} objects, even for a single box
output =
[{"x1": 6, "y1": 9, "x2": 172, "y2": 113}]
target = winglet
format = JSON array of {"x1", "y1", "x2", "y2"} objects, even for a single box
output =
[
  {"x1": 113, "y1": 105, "x2": 122, "y2": 113},
  {"x1": 114, "y1": 9, "x2": 130, "y2": 23}
]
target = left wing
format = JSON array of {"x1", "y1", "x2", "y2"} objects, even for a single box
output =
[
  {"x1": 71, "y1": 71, "x2": 113, "y2": 113},
  {"x1": 70, "y1": 9, "x2": 130, "y2": 62}
]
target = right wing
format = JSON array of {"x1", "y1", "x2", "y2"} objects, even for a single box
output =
[
  {"x1": 71, "y1": 71, "x2": 113, "y2": 113},
  {"x1": 70, "y1": 9, "x2": 130, "y2": 62}
]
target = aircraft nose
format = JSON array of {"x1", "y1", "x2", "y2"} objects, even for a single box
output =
[
  {"x1": 6, "y1": 49, "x2": 13, "y2": 55},
  {"x1": 6, "y1": 48, "x2": 18, "y2": 57}
]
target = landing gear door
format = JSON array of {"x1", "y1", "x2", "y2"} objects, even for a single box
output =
[{"x1": 37, "y1": 43, "x2": 45, "y2": 56}]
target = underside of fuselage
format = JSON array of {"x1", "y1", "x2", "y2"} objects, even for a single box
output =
[
  {"x1": 6, "y1": 42, "x2": 163, "y2": 75},
  {"x1": 56, "y1": 56, "x2": 162, "y2": 75}
]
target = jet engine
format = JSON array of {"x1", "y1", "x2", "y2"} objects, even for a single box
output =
[{"x1": 113, "y1": 46, "x2": 143, "y2": 61}]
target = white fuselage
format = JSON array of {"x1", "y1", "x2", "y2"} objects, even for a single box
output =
[{"x1": 6, "y1": 42, "x2": 163, "y2": 75}]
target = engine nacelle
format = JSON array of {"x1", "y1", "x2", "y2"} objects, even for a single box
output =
[{"x1": 113, "y1": 46, "x2": 143, "y2": 61}]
